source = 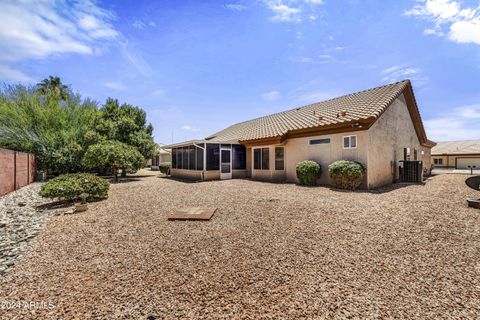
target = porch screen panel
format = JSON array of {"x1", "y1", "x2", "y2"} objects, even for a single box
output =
[
  {"x1": 172, "y1": 148, "x2": 177, "y2": 169},
  {"x1": 206, "y1": 144, "x2": 220, "y2": 170},
  {"x1": 182, "y1": 147, "x2": 189, "y2": 169},
  {"x1": 232, "y1": 145, "x2": 246, "y2": 170},
  {"x1": 196, "y1": 145, "x2": 204, "y2": 170},
  {"x1": 177, "y1": 148, "x2": 183, "y2": 169},
  {"x1": 188, "y1": 146, "x2": 196, "y2": 170}
]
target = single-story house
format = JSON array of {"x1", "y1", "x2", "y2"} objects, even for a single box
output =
[
  {"x1": 148, "y1": 144, "x2": 171, "y2": 169},
  {"x1": 164, "y1": 80, "x2": 435, "y2": 189},
  {"x1": 431, "y1": 140, "x2": 480, "y2": 169}
]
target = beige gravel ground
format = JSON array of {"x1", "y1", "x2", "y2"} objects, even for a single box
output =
[{"x1": 0, "y1": 171, "x2": 479, "y2": 319}]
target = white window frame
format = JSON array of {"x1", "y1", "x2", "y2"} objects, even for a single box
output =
[{"x1": 342, "y1": 135, "x2": 357, "y2": 149}]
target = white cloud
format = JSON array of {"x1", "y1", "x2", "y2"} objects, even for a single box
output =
[
  {"x1": 381, "y1": 65, "x2": 427, "y2": 84},
  {"x1": 104, "y1": 81, "x2": 126, "y2": 91},
  {"x1": 424, "y1": 104, "x2": 480, "y2": 141},
  {"x1": 261, "y1": 90, "x2": 280, "y2": 101},
  {"x1": 268, "y1": 3, "x2": 301, "y2": 22},
  {"x1": 224, "y1": 3, "x2": 247, "y2": 11},
  {"x1": 181, "y1": 125, "x2": 200, "y2": 132},
  {"x1": 0, "y1": 0, "x2": 118, "y2": 82},
  {"x1": 132, "y1": 19, "x2": 156, "y2": 30},
  {"x1": 263, "y1": 0, "x2": 324, "y2": 23},
  {"x1": 405, "y1": 0, "x2": 480, "y2": 45}
]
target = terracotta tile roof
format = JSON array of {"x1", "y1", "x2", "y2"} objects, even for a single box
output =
[
  {"x1": 432, "y1": 140, "x2": 480, "y2": 155},
  {"x1": 206, "y1": 80, "x2": 420, "y2": 143}
]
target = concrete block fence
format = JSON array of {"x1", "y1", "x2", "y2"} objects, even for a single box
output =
[{"x1": 0, "y1": 149, "x2": 36, "y2": 197}]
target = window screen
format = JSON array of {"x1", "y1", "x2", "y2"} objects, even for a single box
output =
[
  {"x1": 310, "y1": 139, "x2": 330, "y2": 145},
  {"x1": 275, "y1": 147, "x2": 284, "y2": 170},
  {"x1": 261, "y1": 148, "x2": 269, "y2": 170},
  {"x1": 206, "y1": 144, "x2": 219, "y2": 170},
  {"x1": 232, "y1": 145, "x2": 246, "y2": 170},
  {"x1": 254, "y1": 148, "x2": 261, "y2": 170}
]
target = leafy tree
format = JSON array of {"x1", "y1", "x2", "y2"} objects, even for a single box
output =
[
  {"x1": 83, "y1": 140, "x2": 144, "y2": 182},
  {"x1": 0, "y1": 84, "x2": 98, "y2": 174},
  {"x1": 94, "y1": 98, "x2": 156, "y2": 159},
  {"x1": 36, "y1": 76, "x2": 70, "y2": 100}
]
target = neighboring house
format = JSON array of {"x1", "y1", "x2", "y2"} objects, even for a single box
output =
[
  {"x1": 431, "y1": 140, "x2": 480, "y2": 169},
  {"x1": 164, "y1": 80, "x2": 435, "y2": 189},
  {"x1": 149, "y1": 144, "x2": 171, "y2": 168}
]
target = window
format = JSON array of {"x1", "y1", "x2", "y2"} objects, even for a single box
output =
[
  {"x1": 343, "y1": 135, "x2": 357, "y2": 149},
  {"x1": 206, "y1": 144, "x2": 220, "y2": 170},
  {"x1": 262, "y1": 148, "x2": 269, "y2": 170},
  {"x1": 413, "y1": 148, "x2": 418, "y2": 160},
  {"x1": 232, "y1": 145, "x2": 246, "y2": 170},
  {"x1": 310, "y1": 138, "x2": 330, "y2": 145},
  {"x1": 434, "y1": 158, "x2": 443, "y2": 165},
  {"x1": 275, "y1": 147, "x2": 284, "y2": 170},
  {"x1": 253, "y1": 147, "x2": 269, "y2": 170},
  {"x1": 254, "y1": 148, "x2": 261, "y2": 170}
]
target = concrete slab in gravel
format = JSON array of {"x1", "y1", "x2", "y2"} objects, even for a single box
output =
[{"x1": 168, "y1": 207, "x2": 216, "y2": 220}]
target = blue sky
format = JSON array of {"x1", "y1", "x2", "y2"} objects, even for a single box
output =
[{"x1": 1, "y1": 0, "x2": 479, "y2": 143}]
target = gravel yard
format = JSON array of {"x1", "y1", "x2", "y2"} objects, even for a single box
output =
[{"x1": 0, "y1": 171, "x2": 479, "y2": 319}]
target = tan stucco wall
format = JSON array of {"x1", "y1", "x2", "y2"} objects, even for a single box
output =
[
  {"x1": 367, "y1": 94, "x2": 431, "y2": 188},
  {"x1": 284, "y1": 132, "x2": 369, "y2": 186},
  {"x1": 250, "y1": 146, "x2": 287, "y2": 182},
  {"x1": 247, "y1": 94, "x2": 431, "y2": 189}
]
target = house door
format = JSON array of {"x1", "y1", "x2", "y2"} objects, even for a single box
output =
[{"x1": 220, "y1": 148, "x2": 232, "y2": 180}]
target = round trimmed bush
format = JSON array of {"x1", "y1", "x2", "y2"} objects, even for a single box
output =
[
  {"x1": 296, "y1": 160, "x2": 322, "y2": 186},
  {"x1": 159, "y1": 162, "x2": 171, "y2": 175},
  {"x1": 328, "y1": 160, "x2": 365, "y2": 190},
  {"x1": 40, "y1": 173, "x2": 109, "y2": 201}
]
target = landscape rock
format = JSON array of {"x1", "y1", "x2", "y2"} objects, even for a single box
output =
[
  {"x1": 0, "y1": 171, "x2": 478, "y2": 319},
  {"x1": 0, "y1": 183, "x2": 63, "y2": 276}
]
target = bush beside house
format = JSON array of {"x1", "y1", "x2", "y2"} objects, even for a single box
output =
[
  {"x1": 40, "y1": 173, "x2": 109, "y2": 201},
  {"x1": 159, "y1": 162, "x2": 171, "y2": 175},
  {"x1": 296, "y1": 160, "x2": 322, "y2": 186},
  {"x1": 328, "y1": 160, "x2": 366, "y2": 190}
]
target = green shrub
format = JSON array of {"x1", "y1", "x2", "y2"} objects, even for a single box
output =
[
  {"x1": 328, "y1": 160, "x2": 366, "y2": 190},
  {"x1": 40, "y1": 173, "x2": 109, "y2": 201},
  {"x1": 83, "y1": 140, "x2": 145, "y2": 181},
  {"x1": 159, "y1": 162, "x2": 171, "y2": 175},
  {"x1": 296, "y1": 160, "x2": 322, "y2": 186}
]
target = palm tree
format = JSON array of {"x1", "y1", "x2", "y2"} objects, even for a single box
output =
[{"x1": 36, "y1": 76, "x2": 70, "y2": 100}]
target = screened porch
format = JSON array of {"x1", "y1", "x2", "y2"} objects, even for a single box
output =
[{"x1": 169, "y1": 142, "x2": 247, "y2": 181}]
